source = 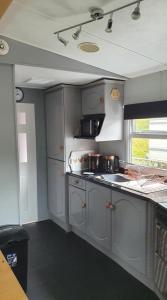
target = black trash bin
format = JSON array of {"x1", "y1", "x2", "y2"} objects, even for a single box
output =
[{"x1": 0, "y1": 225, "x2": 29, "y2": 292}]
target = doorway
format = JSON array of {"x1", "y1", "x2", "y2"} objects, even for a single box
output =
[{"x1": 17, "y1": 103, "x2": 38, "y2": 224}]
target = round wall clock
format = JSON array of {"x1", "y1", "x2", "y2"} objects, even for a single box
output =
[{"x1": 15, "y1": 88, "x2": 24, "y2": 102}]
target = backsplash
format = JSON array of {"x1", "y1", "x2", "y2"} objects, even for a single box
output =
[{"x1": 68, "y1": 150, "x2": 95, "y2": 172}]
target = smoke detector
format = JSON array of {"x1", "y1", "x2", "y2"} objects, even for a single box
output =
[
  {"x1": 78, "y1": 42, "x2": 100, "y2": 53},
  {"x1": 89, "y1": 7, "x2": 104, "y2": 20},
  {"x1": 0, "y1": 39, "x2": 9, "y2": 55}
]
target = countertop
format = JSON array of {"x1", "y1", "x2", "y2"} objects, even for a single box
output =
[
  {"x1": 0, "y1": 251, "x2": 28, "y2": 300},
  {"x1": 67, "y1": 171, "x2": 167, "y2": 210}
]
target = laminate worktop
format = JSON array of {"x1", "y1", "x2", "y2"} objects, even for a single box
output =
[{"x1": 67, "y1": 171, "x2": 167, "y2": 210}]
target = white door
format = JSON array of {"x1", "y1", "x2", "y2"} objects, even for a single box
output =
[{"x1": 17, "y1": 103, "x2": 38, "y2": 224}]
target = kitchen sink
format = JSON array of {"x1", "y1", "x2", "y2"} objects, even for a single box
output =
[{"x1": 96, "y1": 174, "x2": 130, "y2": 183}]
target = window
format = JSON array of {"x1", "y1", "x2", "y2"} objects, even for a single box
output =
[{"x1": 128, "y1": 118, "x2": 167, "y2": 169}]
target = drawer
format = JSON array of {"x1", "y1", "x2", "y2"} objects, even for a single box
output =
[{"x1": 69, "y1": 176, "x2": 86, "y2": 190}]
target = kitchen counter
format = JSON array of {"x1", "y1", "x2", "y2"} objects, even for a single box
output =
[{"x1": 67, "y1": 171, "x2": 167, "y2": 209}]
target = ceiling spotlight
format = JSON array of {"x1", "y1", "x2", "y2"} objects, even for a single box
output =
[
  {"x1": 89, "y1": 7, "x2": 104, "y2": 20},
  {"x1": 105, "y1": 13, "x2": 113, "y2": 33},
  {"x1": 72, "y1": 26, "x2": 82, "y2": 40},
  {"x1": 57, "y1": 33, "x2": 69, "y2": 46},
  {"x1": 131, "y1": 0, "x2": 141, "y2": 20}
]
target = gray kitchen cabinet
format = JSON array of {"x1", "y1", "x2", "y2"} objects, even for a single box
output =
[
  {"x1": 47, "y1": 158, "x2": 66, "y2": 222},
  {"x1": 45, "y1": 88, "x2": 65, "y2": 161},
  {"x1": 82, "y1": 84, "x2": 105, "y2": 115},
  {"x1": 86, "y1": 181, "x2": 112, "y2": 250},
  {"x1": 69, "y1": 185, "x2": 86, "y2": 234},
  {"x1": 45, "y1": 86, "x2": 95, "y2": 166},
  {"x1": 111, "y1": 190, "x2": 147, "y2": 275},
  {"x1": 45, "y1": 85, "x2": 96, "y2": 230},
  {"x1": 69, "y1": 176, "x2": 86, "y2": 190},
  {"x1": 81, "y1": 79, "x2": 124, "y2": 141}
]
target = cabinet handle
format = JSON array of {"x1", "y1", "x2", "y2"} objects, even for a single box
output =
[
  {"x1": 81, "y1": 202, "x2": 86, "y2": 209},
  {"x1": 74, "y1": 180, "x2": 79, "y2": 184},
  {"x1": 106, "y1": 202, "x2": 115, "y2": 210}
]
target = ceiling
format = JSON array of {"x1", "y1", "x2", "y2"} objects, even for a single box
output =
[
  {"x1": 1, "y1": 0, "x2": 167, "y2": 78},
  {"x1": 15, "y1": 64, "x2": 104, "y2": 88}
]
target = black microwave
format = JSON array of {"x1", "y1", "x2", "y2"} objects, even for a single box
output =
[{"x1": 80, "y1": 115, "x2": 104, "y2": 138}]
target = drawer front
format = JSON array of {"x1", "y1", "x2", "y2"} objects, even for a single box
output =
[{"x1": 69, "y1": 176, "x2": 86, "y2": 190}]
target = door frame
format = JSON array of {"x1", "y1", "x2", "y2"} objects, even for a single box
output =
[{"x1": 16, "y1": 102, "x2": 38, "y2": 225}]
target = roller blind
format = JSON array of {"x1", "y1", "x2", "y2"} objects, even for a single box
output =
[{"x1": 124, "y1": 100, "x2": 167, "y2": 120}]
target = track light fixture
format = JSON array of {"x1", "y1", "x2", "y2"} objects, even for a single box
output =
[
  {"x1": 72, "y1": 26, "x2": 82, "y2": 40},
  {"x1": 54, "y1": 0, "x2": 144, "y2": 46},
  {"x1": 57, "y1": 33, "x2": 69, "y2": 46},
  {"x1": 105, "y1": 13, "x2": 113, "y2": 33},
  {"x1": 131, "y1": 0, "x2": 141, "y2": 20}
]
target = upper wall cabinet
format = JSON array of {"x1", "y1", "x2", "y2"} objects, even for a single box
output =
[
  {"x1": 81, "y1": 80, "x2": 124, "y2": 141},
  {"x1": 82, "y1": 84, "x2": 105, "y2": 115}
]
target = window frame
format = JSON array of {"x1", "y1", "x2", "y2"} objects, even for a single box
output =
[{"x1": 127, "y1": 118, "x2": 167, "y2": 165}]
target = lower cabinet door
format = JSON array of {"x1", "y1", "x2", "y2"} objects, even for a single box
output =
[
  {"x1": 47, "y1": 158, "x2": 65, "y2": 222},
  {"x1": 86, "y1": 182, "x2": 112, "y2": 250},
  {"x1": 112, "y1": 190, "x2": 147, "y2": 275},
  {"x1": 69, "y1": 185, "x2": 86, "y2": 233}
]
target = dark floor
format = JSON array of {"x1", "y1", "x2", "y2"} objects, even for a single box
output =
[{"x1": 24, "y1": 220, "x2": 159, "y2": 300}]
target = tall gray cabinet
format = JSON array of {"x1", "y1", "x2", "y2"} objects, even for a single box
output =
[
  {"x1": 45, "y1": 85, "x2": 96, "y2": 230},
  {"x1": 45, "y1": 89, "x2": 65, "y2": 161}
]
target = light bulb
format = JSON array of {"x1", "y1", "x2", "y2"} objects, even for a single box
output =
[
  {"x1": 57, "y1": 33, "x2": 69, "y2": 46},
  {"x1": 131, "y1": 1, "x2": 141, "y2": 20},
  {"x1": 72, "y1": 26, "x2": 82, "y2": 40}
]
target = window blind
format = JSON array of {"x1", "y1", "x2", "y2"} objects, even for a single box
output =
[{"x1": 124, "y1": 100, "x2": 167, "y2": 120}]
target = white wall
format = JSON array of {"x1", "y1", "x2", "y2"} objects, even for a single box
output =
[
  {"x1": 0, "y1": 64, "x2": 19, "y2": 225},
  {"x1": 0, "y1": 35, "x2": 122, "y2": 79},
  {"x1": 99, "y1": 70, "x2": 167, "y2": 159},
  {"x1": 98, "y1": 140, "x2": 125, "y2": 160},
  {"x1": 124, "y1": 71, "x2": 167, "y2": 105}
]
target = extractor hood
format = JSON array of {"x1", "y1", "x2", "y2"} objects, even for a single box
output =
[{"x1": 82, "y1": 79, "x2": 125, "y2": 142}]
